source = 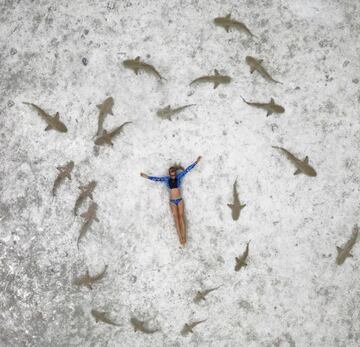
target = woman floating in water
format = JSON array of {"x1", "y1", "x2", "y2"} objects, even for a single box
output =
[{"x1": 140, "y1": 156, "x2": 202, "y2": 245}]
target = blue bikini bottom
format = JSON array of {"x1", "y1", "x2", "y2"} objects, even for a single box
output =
[{"x1": 170, "y1": 197, "x2": 183, "y2": 206}]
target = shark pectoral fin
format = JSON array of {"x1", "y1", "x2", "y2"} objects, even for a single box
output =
[
  {"x1": 227, "y1": 204, "x2": 234, "y2": 209},
  {"x1": 336, "y1": 246, "x2": 343, "y2": 253},
  {"x1": 243, "y1": 262, "x2": 247, "y2": 266},
  {"x1": 303, "y1": 156, "x2": 309, "y2": 163},
  {"x1": 225, "y1": 25, "x2": 230, "y2": 33},
  {"x1": 87, "y1": 284, "x2": 93, "y2": 290},
  {"x1": 240, "y1": 204, "x2": 246, "y2": 209},
  {"x1": 250, "y1": 66, "x2": 255, "y2": 73},
  {"x1": 266, "y1": 111, "x2": 272, "y2": 117},
  {"x1": 348, "y1": 253, "x2": 353, "y2": 258},
  {"x1": 294, "y1": 169, "x2": 302, "y2": 175},
  {"x1": 134, "y1": 68, "x2": 139, "y2": 75},
  {"x1": 258, "y1": 59, "x2": 263, "y2": 64},
  {"x1": 213, "y1": 82, "x2": 220, "y2": 89},
  {"x1": 45, "y1": 125, "x2": 52, "y2": 131}
]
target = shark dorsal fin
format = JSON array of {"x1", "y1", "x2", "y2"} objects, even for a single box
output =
[
  {"x1": 226, "y1": 13, "x2": 231, "y2": 19},
  {"x1": 166, "y1": 105, "x2": 171, "y2": 110},
  {"x1": 270, "y1": 98, "x2": 275, "y2": 104},
  {"x1": 103, "y1": 129, "x2": 108, "y2": 135},
  {"x1": 303, "y1": 156, "x2": 309, "y2": 163},
  {"x1": 214, "y1": 69, "x2": 219, "y2": 75},
  {"x1": 54, "y1": 112, "x2": 59, "y2": 120},
  {"x1": 135, "y1": 56, "x2": 140, "y2": 61},
  {"x1": 336, "y1": 246, "x2": 343, "y2": 253},
  {"x1": 258, "y1": 58, "x2": 263, "y2": 64}
]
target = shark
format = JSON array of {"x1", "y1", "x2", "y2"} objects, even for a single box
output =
[
  {"x1": 130, "y1": 317, "x2": 159, "y2": 334},
  {"x1": 241, "y1": 96, "x2": 285, "y2": 117},
  {"x1": 227, "y1": 178, "x2": 246, "y2": 221},
  {"x1": 245, "y1": 56, "x2": 282, "y2": 84},
  {"x1": 190, "y1": 69, "x2": 231, "y2": 89},
  {"x1": 95, "y1": 122, "x2": 132, "y2": 146},
  {"x1": 336, "y1": 225, "x2": 358, "y2": 265},
  {"x1": 214, "y1": 14, "x2": 256, "y2": 37},
  {"x1": 272, "y1": 146, "x2": 317, "y2": 177},
  {"x1": 73, "y1": 180, "x2": 97, "y2": 216},
  {"x1": 193, "y1": 285, "x2": 222, "y2": 303},
  {"x1": 23, "y1": 102, "x2": 67, "y2": 132},
  {"x1": 156, "y1": 104, "x2": 195, "y2": 120},
  {"x1": 52, "y1": 161, "x2": 74, "y2": 196},
  {"x1": 73, "y1": 265, "x2": 107, "y2": 289},
  {"x1": 235, "y1": 241, "x2": 250, "y2": 271},
  {"x1": 181, "y1": 320, "x2": 206, "y2": 336},
  {"x1": 91, "y1": 309, "x2": 121, "y2": 326},
  {"x1": 77, "y1": 202, "x2": 99, "y2": 248},
  {"x1": 123, "y1": 56, "x2": 166, "y2": 80},
  {"x1": 96, "y1": 97, "x2": 114, "y2": 136}
]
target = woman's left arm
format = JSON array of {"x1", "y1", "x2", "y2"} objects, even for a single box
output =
[{"x1": 177, "y1": 156, "x2": 202, "y2": 179}]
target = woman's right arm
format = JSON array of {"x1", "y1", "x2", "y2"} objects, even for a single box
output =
[{"x1": 140, "y1": 172, "x2": 168, "y2": 182}]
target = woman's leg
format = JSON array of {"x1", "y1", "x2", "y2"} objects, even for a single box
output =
[
  {"x1": 177, "y1": 200, "x2": 186, "y2": 245},
  {"x1": 170, "y1": 203, "x2": 182, "y2": 244}
]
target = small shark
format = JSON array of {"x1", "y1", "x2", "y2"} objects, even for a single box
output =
[
  {"x1": 272, "y1": 146, "x2": 317, "y2": 177},
  {"x1": 77, "y1": 202, "x2": 99, "y2": 248},
  {"x1": 213, "y1": 14, "x2": 256, "y2": 37},
  {"x1": 73, "y1": 181, "x2": 97, "y2": 216},
  {"x1": 235, "y1": 241, "x2": 250, "y2": 271},
  {"x1": 156, "y1": 104, "x2": 195, "y2": 120},
  {"x1": 227, "y1": 178, "x2": 246, "y2": 221},
  {"x1": 73, "y1": 265, "x2": 107, "y2": 289},
  {"x1": 190, "y1": 69, "x2": 231, "y2": 89},
  {"x1": 240, "y1": 96, "x2": 285, "y2": 117},
  {"x1": 130, "y1": 317, "x2": 159, "y2": 334},
  {"x1": 181, "y1": 320, "x2": 206, "y2": 336},
  {"x1": 123, "y1": 56, "x2": 166, "y2": 80},
  {"x1": 91, "y1": 309, "x2": 121, "y2": 326},
  {"x1": 95, "y1": 122, "x2": 132, "y2": 146},
  {"x1": 52, "y1": 161, "x2": 74, "y2": 196},
  {"x1": 193, "y1": 285, "x2": 222, "y2": 303},
  {"x1": 245, "y1": 56, "x2": 282, "y2": 84},
  {"x1": 336, "y1": 225, "x2": 358, "y2": 265},
  {"x1": 96, "y1": 97, "x2": 114, "y2": 136},
  {"x1": 23, "y1": 102, "x2": 68, "y2": 132}
]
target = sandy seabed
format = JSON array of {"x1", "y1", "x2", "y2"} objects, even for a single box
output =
[{"x1": 0, "y1": 0, "x2": 360, "y2": 346}]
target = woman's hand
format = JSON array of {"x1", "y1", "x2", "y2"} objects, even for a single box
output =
[
  {"x1": 196, "y1": 156, "x2": 202, "y2": 163},
  {"x1": 140, "y1": 172, "x2": 148, "y2": 178}
]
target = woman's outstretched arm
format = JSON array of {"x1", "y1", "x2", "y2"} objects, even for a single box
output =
[
  {"x1": 177, "y1": 156, "x2": 202, "y2": 179},
  {"x1": 140, "y1": 172, "x2": 168, "y2": 182}
]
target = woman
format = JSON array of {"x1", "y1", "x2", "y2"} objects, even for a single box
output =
[{"x1": 140, "y1": 156, "x2": 202, "y2": 245}]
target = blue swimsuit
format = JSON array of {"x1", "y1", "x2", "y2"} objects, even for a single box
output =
[{"x1": 148, "y1": 162, "x2": 197, "y2": 205}]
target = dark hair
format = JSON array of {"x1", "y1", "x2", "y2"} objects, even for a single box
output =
[{"x1": 168, "y1": 167, "x2": 176, "y2": 173}]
